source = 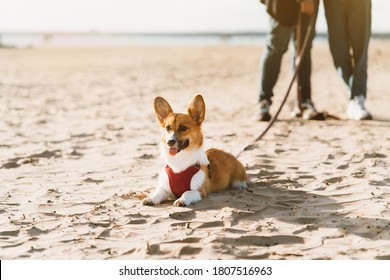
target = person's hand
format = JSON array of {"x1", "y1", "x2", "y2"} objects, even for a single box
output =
[{"x1": 300, "y1": 0, "x2": 315, "y2": 15}]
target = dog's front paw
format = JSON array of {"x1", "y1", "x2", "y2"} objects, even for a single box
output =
[
  {"x1": 173, "y1": 198, "x2": 187, "y2": 207},
  {"x1": 142, "y1": 197, "x2": 156, "y2": 206},
  {"x1": 173, "y1": 191, "x2": 202, "y2": 207}
]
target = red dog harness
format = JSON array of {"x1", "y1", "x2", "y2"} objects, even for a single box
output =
[{"x1": 165, "y1": 164, "x2": 200, "y2": 198}]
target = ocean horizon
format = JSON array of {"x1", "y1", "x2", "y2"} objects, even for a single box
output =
[{"x1": 2, "y1": 31, "x2": 390, "y2": 48}]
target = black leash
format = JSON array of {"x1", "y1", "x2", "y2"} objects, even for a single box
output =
[{"x1": 236, "y1": 14, "x2": 315, "y2": 158}]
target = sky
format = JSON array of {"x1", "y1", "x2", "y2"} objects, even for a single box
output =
[{"x1": 0, "y1": 0, "x2": 389, "y2": 34}]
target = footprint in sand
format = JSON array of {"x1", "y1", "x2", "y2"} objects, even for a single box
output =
[
  {"x1": 1, "y1": 150, "x2": 62, "y2": 169},
  {"x1": 1, "y1": 161, "x2": 20, "y2": 169},
  {"x1": 176, "y1": 246, "x2": 202, "y2": 257},
  {"x1": 127, "y1": 219, "x2": 147, "y2": 225},
  {"x1": 162, "y1": 237, "x2": 203, "y2": 244},
  {"x1": 293, "y1": 217, "x2": 318, "y2": 225},
  {"x1": 168, "y1": 209, "x2": 196, "y2": 221},
  {"x1": 216, "y1": 235, "x2": 304, "y2": 247},
  {"x1": 364, "y1": 152, "x2": 387, "y2": 159},
  {"x1": 83, "y1": 177, "x2": 104, "y2": 184},
  {"x1": 0, "y1": 229, "x2": 20, "y2": 237},
  {"x1": 146, "y1": 243, "x2": 167, "y2": 256},
  {"x1": 136, "y1": 154, "x2": 155, "y2": 160},
  {"x1": 336, "y1": 164, "x2": 349, "y2": 170},
  {"x1": 369, "y1": 178, "x2": 390, "y2": 186},
  {"x1": 322, "y1": 176, "x2": 346, "y2": 185},
  {"x1": 27, "y1": 227, "x2": 49, "y2": 237},
  {"x1": 376, "y1": 255, "x2": 390, "y2": 260}
]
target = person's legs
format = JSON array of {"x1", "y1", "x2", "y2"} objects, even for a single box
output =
[
  {"x1": 324, "y1": 0, "x2": 372, "y2": 120},
  {"x1": 294, "y1": 0, "x2": 319, "y2": 103},
  {"x1": 345, "y1": 0, "x2": 371, "y2": 99},
  {"x1": 259, "y1": 17, "x2": 293, "y2": 104},
  {"x1": 323, "y1": 0, "x2": 352, "y2": 86},
  {"x1": 345, "y1": 0, "x2": 372, "y2": 120}
]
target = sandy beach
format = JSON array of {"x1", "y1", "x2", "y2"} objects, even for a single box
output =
[{"x1": 0, "y1": 40, "x2": 389, "y2": 260}]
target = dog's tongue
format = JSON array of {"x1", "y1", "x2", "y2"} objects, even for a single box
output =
[{"x1": 169, "y1": 148, "x2": 178, "y2": 156}]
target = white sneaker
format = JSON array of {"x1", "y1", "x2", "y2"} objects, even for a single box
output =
[{"x1": 347, "y1": 95, "x2": 372, "y2": 121}]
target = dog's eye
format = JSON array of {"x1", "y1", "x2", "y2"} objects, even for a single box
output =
[
  {"x1": 178, "y1": 125, "x2": 188, "y2": 132},
  {"x1": 166, "y1": 125, "x2": 171, "y2": 132}
]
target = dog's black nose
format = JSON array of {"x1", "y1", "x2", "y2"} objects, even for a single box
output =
[{"x1": 167, "y1": 139, "x2": 176, "y2": 147}]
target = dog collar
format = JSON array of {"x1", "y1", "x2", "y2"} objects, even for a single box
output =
[{"x1": 165, "y1": 164, "x2": 200, "y2": 198}]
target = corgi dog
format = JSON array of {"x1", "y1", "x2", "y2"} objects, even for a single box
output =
[{"x1": 143, "y1": 94, "x2": 247, "y2": 207}]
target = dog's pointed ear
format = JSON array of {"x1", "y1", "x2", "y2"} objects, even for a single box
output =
[
  {"x1": 154, "y1": 97, "x2": 173, "y2": 126},
  {"x1": 187, "y1": 94, "x2": 205, "y2": 125}
]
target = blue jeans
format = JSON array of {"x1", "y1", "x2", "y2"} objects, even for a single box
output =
[
  {"x1": 323, "y1": 0, "x2": 371, "y2": 99},
  {"x1": 259, "y1": 0, "x2": 319, "y2": 104}
]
